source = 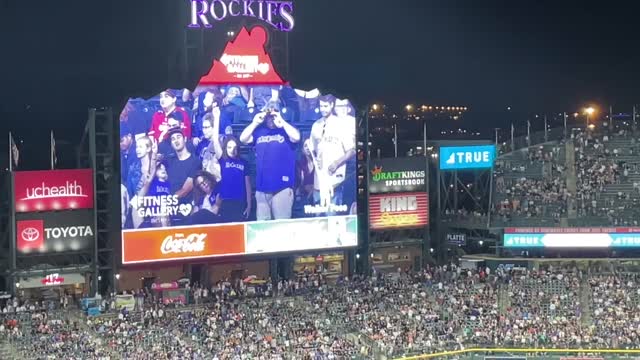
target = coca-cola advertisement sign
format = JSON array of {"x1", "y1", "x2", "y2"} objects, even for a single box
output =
[{"x1": 14, "y1": 169, "x2": 94, "y2": 213}]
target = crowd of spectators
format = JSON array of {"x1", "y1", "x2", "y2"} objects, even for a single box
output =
[
  {"x1": 589, "y1": 273, "x2": 640, "y2": 348},
  {"x1": 3, "y1": 265, "x2": 640, "y2": 359},
  {"x1": 490, "y1": 126, "x2": 640, "y2": 227},
  {"x1": 492, "y1": 143, "x2": 568, "y2": 226}
]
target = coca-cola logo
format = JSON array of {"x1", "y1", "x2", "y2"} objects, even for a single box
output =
[{"x1": 161, "y1": 233, "x2": 207, "y2": 254}]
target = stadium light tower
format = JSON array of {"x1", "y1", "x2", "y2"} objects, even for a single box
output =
[{"x1": 405, "y1": 104, "x2": 414, "y2": 112}]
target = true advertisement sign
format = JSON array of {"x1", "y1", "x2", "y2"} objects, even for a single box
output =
[{"x1": 439, "y1": 145, "x2": 496, "y2": 170}]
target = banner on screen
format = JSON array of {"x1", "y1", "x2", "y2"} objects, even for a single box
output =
[
  {"x1": 369, "y1": 193, "x2": 428, "y2": 230},
  {"x1": 369, "y1": 158, "x2": 426, "y2": 194},
  {"x1": 119, "y1": 26, "x2": 357, "y2": 262},
  {"x1": 16, "y1": 210, "x2": 94, "y2": 254},
  {"x1": 439, "y1": 145, "x2": 495, "y2": 170},
  {"x1": 122, "y1": 216, "x2": 357, "y2": 264},
  {"x1": 14, "y1": 169, "x2": 94, "y2": 213},
  {"x1": 198, "y1": 27, "x2": 286, "y2": 85},
  {"x1": 504, "y1": 227, "x2": 640, "y2": 248}
]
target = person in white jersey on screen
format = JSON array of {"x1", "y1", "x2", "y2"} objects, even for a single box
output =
[{"x1": 308, "y1": 95, "x2": 356, "y2": 215}]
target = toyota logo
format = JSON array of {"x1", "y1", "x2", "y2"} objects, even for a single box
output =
[{"x1": 21, "y1": 227, "x2": 40, "y2": 242}]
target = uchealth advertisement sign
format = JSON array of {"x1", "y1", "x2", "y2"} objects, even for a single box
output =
[
  {"x1": 504, "y1": 227, "x2": 640, "y2": 248},
  {"x1": 369, "y1": 158, "x2": 427, "y2": 194},
  {"x1": 122, "y1": 216, "x2": 358, "y2": 264},
  {"x1": 16, "y1": 210, "x2": 94, "y2": 254},
  {"x1": 369, "y1": 193, "x2": 428, "y2": 230},
  {"x1": 14, "y1": 169, "x2": 94, "y2": 213}
]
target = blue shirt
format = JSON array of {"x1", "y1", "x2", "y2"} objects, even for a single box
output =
[
  {"x1": 147, "y1": 178, "x2": 171, "y2": 216},
  {"x1": 253, "y1": 126, "x2": 297, "y2": 192},
  {"x1": 196, "y1": 138, "x2": 212, "y2": 160},
  {"x1": 218, "y1": 157, "x2": 248, "y2": 201},
  {"x1": 148, "y1": 178, "x2": 171, "y2": 197}
]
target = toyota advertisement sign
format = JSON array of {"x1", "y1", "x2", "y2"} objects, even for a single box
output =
[
  {"x1": 16, "y1": 210, "x2": 94, "y2": 254},
  {"x1": 14, "y1": 169, "x2": 94, "y2": 213}
]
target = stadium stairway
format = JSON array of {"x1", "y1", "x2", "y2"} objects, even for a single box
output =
[
  {"x1": 497, "y1": 283, "x2": 510, "y2": 314},
  {"x1": 565, "y1": 139, "x2": 577, "y2": 219},
  {"x1": 0, "y1": 339, "x2": 19, "y2": 360},
  {"x1": 579, "y1": 276, "x2": 592, "y2": 327}
]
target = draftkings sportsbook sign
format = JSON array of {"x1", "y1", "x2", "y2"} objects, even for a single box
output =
[{"x1": 369, "y1": 157, "x2": 427, "y2": 194}]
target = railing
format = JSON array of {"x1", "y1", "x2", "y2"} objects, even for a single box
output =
[
  {"x1": 498, "y1": 128, "x2": 566, "y2": 156},
  {"x1": 396, "y1": 348, "x2": 640, "y2": 360}
]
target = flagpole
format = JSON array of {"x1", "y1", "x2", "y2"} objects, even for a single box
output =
[
  {"x1": 8, "y1": 132, "x2": 12, "y2": 172},
  {"x1": 544, "y1": 115, "x2": 548, "y2": 142},
  {"x1": 526, "y1": 120, "x2": 531, "y2": 147},
  {"x1": 609, "y1": 105, "x2": 613, "y2": 132},
  {"x1": 563, "y1": 112, "x2": 568, "y2": 139},
  {"x1": 510, "y1": 123, "x2": 514, "y2": 152},
  {"x1": 51, "y1": 130, "x2": 54, "y2": 170},
  {"x1": 393, "y1": 123, "x2": 398, "y2": 158}
]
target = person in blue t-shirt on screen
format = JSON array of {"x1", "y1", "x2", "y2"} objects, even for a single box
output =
[
  {"x1": 239, "y1": 101, "x2": 301, "y2": 220},
  {"x1": 209, "y1": 105, "x2": 252, "y2": 223}
]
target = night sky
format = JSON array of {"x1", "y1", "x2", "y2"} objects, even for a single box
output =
[{"x1": 0, "y1": 0, "x2": 638, "y2": 167}]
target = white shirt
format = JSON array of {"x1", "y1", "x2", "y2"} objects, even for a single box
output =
[{"x1": 310, "y1": 114, "x2": 356, "y2": 189}]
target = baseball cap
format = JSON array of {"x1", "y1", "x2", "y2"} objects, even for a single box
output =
[
  {"x1": 161, "y1": 89, "x2": 176, "y2": 98},
  {"x1": 167, "y1": 112, "x2": 184, "y2": 123},
  {"x1": 166, "y1": 127, "x2": 184, "y2": 139}
]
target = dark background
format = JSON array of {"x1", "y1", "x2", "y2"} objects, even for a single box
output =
[{"x1": 0, "y1": 0, "x2": 638, "y2": 169}]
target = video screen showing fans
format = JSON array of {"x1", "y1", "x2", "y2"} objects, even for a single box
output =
[{"x1": 119, "y1": 85, "x2": 357, "y2": 256}]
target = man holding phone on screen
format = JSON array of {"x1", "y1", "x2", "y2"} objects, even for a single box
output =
[
  {"x1": 239, "y1": 101, "x2": 301, "y2": 220},
  {"x1": 308, "y1": 95, "x2": 356, "y2": 215}
]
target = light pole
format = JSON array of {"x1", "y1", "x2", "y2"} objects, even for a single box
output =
[{"x1": 584, "y1": 107, "x2": 595, "y2": 129}]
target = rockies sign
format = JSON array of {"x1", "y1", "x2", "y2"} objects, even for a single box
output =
[{"x1": 16, "y1": 210, "x2": 94, "y2": 254}]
